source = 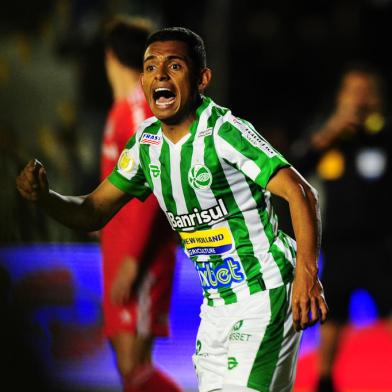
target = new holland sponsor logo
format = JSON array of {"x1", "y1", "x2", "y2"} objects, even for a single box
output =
[
  {"x1": 232, "y1": 117, "x2": 276, "y2": 158},
  {"x1": 140, "y1": 132, "x2": 161, "y2": 145},
  {"x1": 166, "y1": 199, "x2": 228, "y2": 230},
  {"x1": 180, "y1": 227, "x2": 232, "y2": 256},
  {"x1": 196, "y1": 257, "x2": 245, "y2": 290}
]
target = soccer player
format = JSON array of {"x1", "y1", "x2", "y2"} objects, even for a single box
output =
[
  {"x1": 16, "y1": 27, "x2": 328, "y2": 392},
  {"x1": 99, "y1": 17, "x2": 181, "y2": 392}
]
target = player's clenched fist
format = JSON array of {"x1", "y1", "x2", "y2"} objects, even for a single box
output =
[{"x1": 16, "y1": 159, "x2": 49, "y2": 202}]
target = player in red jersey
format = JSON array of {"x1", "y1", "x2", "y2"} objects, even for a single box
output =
[{"x1": 100, "y1": 16, "x2": 181, "y2": 392}]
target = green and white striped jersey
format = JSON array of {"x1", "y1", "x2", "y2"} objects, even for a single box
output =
[{"x1": 109, "y1": 96, "x2": 296, "y2": 306}]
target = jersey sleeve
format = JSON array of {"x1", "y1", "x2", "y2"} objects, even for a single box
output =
[
  {"x1": 216, "y1": 116, "x2": 290, "y2": 188},
  {"x1": 108, "y1": 134, "x2": 152, "y2": 201}
]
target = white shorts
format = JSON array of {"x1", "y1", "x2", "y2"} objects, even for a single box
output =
[{"x1": 192, "y1": 282, "x2": 302, "y2": 392}]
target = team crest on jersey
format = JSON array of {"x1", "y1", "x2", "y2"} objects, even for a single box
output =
[
  {"x1": 141, "y1": 133, "x2": 161, "y2": 145},
  {"x1": 188, "y1": 164, "x2": 212, "y2": 190},
  {"x1": 149, "y1": 163, "x2": 161, "y2": 178},
  {"x1": 118, "y1": 149, "x2": 135, "y2": 173}
]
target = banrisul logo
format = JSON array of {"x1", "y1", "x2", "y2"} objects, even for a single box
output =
[
  {"x1": 188, "y1": 164, "x2": 212, "y2": 190},
  {"x1": 166, "y1": 199, "x2": 228, "y2": 230}
]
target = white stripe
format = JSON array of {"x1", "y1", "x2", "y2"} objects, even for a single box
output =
[
  {"x1": 148, "y1": 127, "x2": 168, "y2": 212},
  {"x1": 169, "y1": 142, "x2": 188, "y2": 214},
  {"x1": 216, "y1": 135, "x2": 283, "y2": 288},
  {"x1": 269, "y1": 283, "x2": 302, "y2": 391}
]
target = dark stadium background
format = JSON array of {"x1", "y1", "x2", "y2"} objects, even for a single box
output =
[{"x1": 1, "y1": 1, "x2": 391, "y2": 391}]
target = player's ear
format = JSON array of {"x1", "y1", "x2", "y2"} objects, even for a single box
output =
[
  {"x1": 140, "y1": 73, "x2": 144, "y2": 87},
  {"x1": 198, "y1": 68, "x2": 212, "y2": 93}
]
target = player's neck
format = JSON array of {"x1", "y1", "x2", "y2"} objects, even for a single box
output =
[
  {"x1": 161, "y1": 115, "x2": 196, "y2": 144},
  {"x1": 160, "y1": 95, "x2": 201, "y2": 144},
  {"x1": 112, "y1": 70, "x2": 140, "y2": 101}
]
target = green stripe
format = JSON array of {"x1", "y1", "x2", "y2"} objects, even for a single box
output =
[
  {"x1": 139, "y1": 122, "x2": 161, "y2": 190},
  {"x1": 180, "y1": 135, "x2": 200, "y2": 212},
  {"x1": 249, "y1": 181, "x2": 294, "y2": 284},
  {"x1": 204, "y1": 113, "x2": 260, "y2": 304},
  {"x1": 140, "y1": 145, "x2": 152, "y2": 190},
  {"x1": 125, "y1": 133, "x2": 137, "y2": 148},
  {"x1": 159, "y1": 140, "x2": 176, "y2": 214},
  {"x1": 108, "y1": 169, "x2": 151, "y2": 200},
  {"x1": 247, "y1": 285, "x2": 287, "y2": 391},
  {"x1": 218, "y1": 122, "x2": 290, "y2": 189}
]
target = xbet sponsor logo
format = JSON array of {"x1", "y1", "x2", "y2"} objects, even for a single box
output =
[
  {"x1": 196, "y1": 257, "x2": 245, "y2": 289},
  {"x1": 229, "y1": 319, "x2": 251, "y2": 342}
]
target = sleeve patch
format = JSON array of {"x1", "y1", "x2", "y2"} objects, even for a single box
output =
[
  {"x1": 117, "y1": 149, "x2": 136, "y2": 179},
  {"x1": 232, "y1": 117, "x2": 276, "y2": 158}
]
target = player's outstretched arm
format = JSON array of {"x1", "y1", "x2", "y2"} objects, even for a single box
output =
[
  {"x1": 266, "y1": 166, "x2": 328, "y2": 332},
  {"x1": 16, "y1": 159, "x2": 132, "y2": 231}
]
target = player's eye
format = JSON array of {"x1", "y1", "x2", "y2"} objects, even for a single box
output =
[
  {"x1": 170, "y1": 63, "x2": 181, "y2": 70},
  {"x1": 145, "y1": 64, "x2": 155, "y2": 72}
]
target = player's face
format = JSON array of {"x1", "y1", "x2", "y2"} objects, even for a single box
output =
[
  {"x1": 338, "y1": 72, "x2": 381, "y2": 115},
  {"x1": 141, "y1": 40, "x2": 201, "y2": 125}
]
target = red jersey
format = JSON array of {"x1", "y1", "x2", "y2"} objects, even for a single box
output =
[
  {"x1": 100, "y1": 86, "x2": 176, "y2": 338},
  {"x1": 101, "y1": 86, "x2": 157, "y2": 262}
]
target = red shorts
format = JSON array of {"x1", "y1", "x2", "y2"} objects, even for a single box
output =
[
  {"x1": 102, "y1": 240, "x2": 176, "y2": 338},
  {"x1": 101, "y1": 196, "x2": 177, "y2": 338}
]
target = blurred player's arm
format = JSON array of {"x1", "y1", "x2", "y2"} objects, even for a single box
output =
[
  {"x1": 310, "y1": 106, "x2": 361, "y2": 151},
  {"x1": 267, "y1": 166, "x2": 328, "y2": 332},
  {"x1": 16, "y1": 159, "x2": 132, "y2": 231}
]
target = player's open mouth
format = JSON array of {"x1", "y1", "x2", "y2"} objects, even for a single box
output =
[{"x1": 153, "y1": 87, "x2": 176, "y2": 108}]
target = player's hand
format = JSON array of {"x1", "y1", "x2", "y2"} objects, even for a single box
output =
[
  {"x1": 292, "y1": 266, "x2": 328, "y2": 332},
  {"x1": 111, "y1": 257, "x2": 139, "y2": 305},
  {"x1": 16, "y1": 159, "x2": 49, "y2": 202}
]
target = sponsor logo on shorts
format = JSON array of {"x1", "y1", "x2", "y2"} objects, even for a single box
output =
[
  {"x1": 141, "y1": 132, "x2": 162, "y2": 145},
  {"x1": 232, "y1": 117, "x2": 276, "y2": 158},
  {"x1": 196, "y1": 257, "x2": 245, "y2": 289},
  {"x1": 166, "y1": 199, "x2": 228, "y2": 230},
  {"x1": 229, "y1": 320, "x2": 251, "y2": 342},
  {"x1": 228, "y1": 357, "x2": 238, "y2": 370},
  {"x1": 196, "y1": 340, "x2": 202, "y2": 355},
  {"x1": 149, "y1": 163, "x2": 161, "y2": 178},
  {"x1": 188, "y1": 164, "x2": 212, "y2": 190},
  {"x1": 180, "y1": 227, "x2": 233, "y2": 256},
  {"x1": 195, "y1": 339, "x2": 208, "y2": 357}
]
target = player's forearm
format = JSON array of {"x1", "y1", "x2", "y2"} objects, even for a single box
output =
[
  {"x1": 288, "y1": 182, "x2": 321, "y2": 275},
  {"x1": 38, "y1": 190, "x2": 106, "y2": 231}
]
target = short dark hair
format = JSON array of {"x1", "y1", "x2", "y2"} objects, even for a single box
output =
[
  {"x1": 104, "y1": 16, "x2": 153, "y2": 71},
  {"x1": 339, "y1": 62, "x2": 383, "y2": 90},
  {"x1": 145, "y1": 27, "x2": 207, "y2": 71}
]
